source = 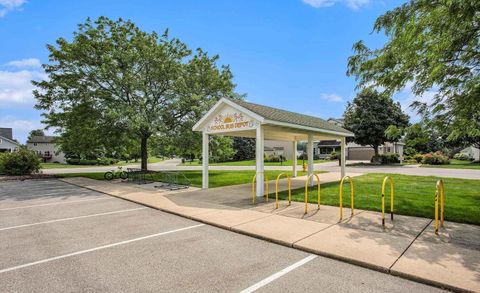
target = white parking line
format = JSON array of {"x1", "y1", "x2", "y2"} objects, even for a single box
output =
[
  {"x1": 0, "y1": 224, "x2": 205, "y2": 274},
  {"x1": 1, "y1": 190, "x2": 96, "y2": 197},
  {"x1": 0, "y1": 197, "x2": 112, "y2": 211},
  {"x1": 0, "y1": 207, "x2": 148, "y2": 231},
  {"x1": 239, "y1": 254, "x2": 318, "y2": 293}
]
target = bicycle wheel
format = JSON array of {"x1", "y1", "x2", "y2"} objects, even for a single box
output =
[
  {"x1": 104, "y1": 172, "x2": 114, "y2": 180},
  {"x1": 119, "y1": 171, "x2": 128, "y2": 180}
]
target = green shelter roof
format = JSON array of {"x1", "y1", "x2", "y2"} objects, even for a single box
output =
[{"x1": 230, "y1": 98, "x2": 353, "y2": 136}]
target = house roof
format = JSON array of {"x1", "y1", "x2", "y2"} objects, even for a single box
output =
[
  {"x1": 27, "y1": 135, "x2": 58, "y2": 143},
  {"x1": 0, "y1": 135, "x2": 20, "y2": 146},
  {"x1": 317, "y1": 140, "x2": 340, "y2": 147},
  {"x1": 230, "y1": 99, "x2": 353, "y2": 136}
]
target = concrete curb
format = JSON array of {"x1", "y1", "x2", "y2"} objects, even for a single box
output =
[{"x1": 59, "y1": 178, "x2": 468, "y2": 293}]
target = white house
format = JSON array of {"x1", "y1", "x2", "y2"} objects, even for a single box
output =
[
  {"x1": 264, "y1": 140, "x2": 294, "y2": 160},
  {"x1": 26, "y1": 135, "x2": 66, "y2": 163},
  {"x1": 0, "y1": 128, "x2": 20, "y2": 152},
  {"x1": 459, "y1": 146, "x2": 480, "y2": 161}
]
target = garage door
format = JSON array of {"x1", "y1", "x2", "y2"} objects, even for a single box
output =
[{"x1": 348, "y1": 147, "x2": 375, "y2": 160}]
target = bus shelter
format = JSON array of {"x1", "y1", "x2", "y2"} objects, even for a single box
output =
[{"x1": 192, "y1": 98, "x2": 354, "y2": 197}]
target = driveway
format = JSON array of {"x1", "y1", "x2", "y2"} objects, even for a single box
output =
[
  {"x1": 0, "y1": 179, "x2": 444, "y2": 292},
  {"x1": 43, "y1": 159, "x2": 480, "y2": 180}
]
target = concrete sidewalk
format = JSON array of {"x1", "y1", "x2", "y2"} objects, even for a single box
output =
[{"x1": 61, "y1": 177, "x2": 480, "y2": 292}]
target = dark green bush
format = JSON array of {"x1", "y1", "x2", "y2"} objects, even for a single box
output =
[
  {"x1": 370, "y1": 153, "x2": 400, "y2": 164},
  {"x1": 66, "y1": 158, "x2": 118, "y2": 165},
  {"x1": 0, "y1": 148, "x2": 41, "y2": 175},
  {"x1": 297, "y1": 153, "x2": 307, "y2": 160},
  {"x1": 265, "y1": 154, "x2": 280, "y2": 162}
]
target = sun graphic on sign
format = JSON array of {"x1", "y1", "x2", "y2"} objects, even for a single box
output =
[{"x1": 223, "y1": 116, "x2": 233, "y2": 123}]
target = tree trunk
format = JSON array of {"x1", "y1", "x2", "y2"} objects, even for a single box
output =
[
  {"x1": 140, "y1": 134, "x2": 148, "y2": 171},
  {"x1": 373, "y1": 145, "x2": 379, "y2": 156}
]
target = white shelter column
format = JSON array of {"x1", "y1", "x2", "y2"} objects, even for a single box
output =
[
  {"x1": 202, "y1": 131, "x2": 209, "y2": 189},
  {"x1": 292, "y1": 140, "x2": 297, "y2": 177},
  {"x1": 307, "y1": 134, "x2": 314, "y2": 186},
  {"x1": 255, "y1": 125, "x2": 265, "y2": 197},
  {"x1": 341, "y1": 137, "x2": 346, "y2": 179}
]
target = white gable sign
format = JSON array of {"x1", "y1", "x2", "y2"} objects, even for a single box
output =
[{"x1": 205, "y1": 105, "x2": 259, "y2": 134}]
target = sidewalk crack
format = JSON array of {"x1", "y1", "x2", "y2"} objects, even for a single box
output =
[{"x1": 388, "y1": 219, "x2": 433, "y2": 271}]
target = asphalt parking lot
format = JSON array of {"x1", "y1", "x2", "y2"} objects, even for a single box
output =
[{"x1": 0, "y1": 179, "x2": 445, "y2": 292}]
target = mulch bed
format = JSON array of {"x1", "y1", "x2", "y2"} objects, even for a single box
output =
[{"x1": 0, "y1": 174, "x2": 59, "y2": 182}]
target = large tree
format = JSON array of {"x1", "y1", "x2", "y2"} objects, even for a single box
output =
[
  {"x1": 347, "y1": 0, "x2": 480, "y2": 149},
  {"x1": 27, "y1": 129, "x2": 45, "y2": 141},
  {"x1": 33, "y1": 17, "x2": 235, "y2": 170},
  {"x1": 232, "y1": 137, "x2": 255, "y2": 161},
  {"x1": 343, "y1": 88, "x2": 409, "y2": 155}
]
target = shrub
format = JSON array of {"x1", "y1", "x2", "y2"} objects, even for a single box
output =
[
  {"x1": 413, "y1": 153, "x2": 424, "y2": 163},
  {"x1": 97, "y1": 158, "x2": 119, "y2": 165},
  {"x1": 265, "y1": 154, "x2": 280, "y2": 162},
  {"x1": 297, "y1": 153, "x2": 307, "y2": 160},
  {"x1": 370, "y1": 153, "x2": 400, "y2": 165},
  {"x1": 0, "y1": 152, "x2": 5, "y2": 174},
  {"x1": 66, "y1": 158, "x2": 118, "y2": 165},
  {"x1": 422, "y1": 151, "x2": 450, "y2": 165},
  {"x1": 1, "y1": 148, "x2": 41, "y2": 175},
  {"x1": 330, "y1": 151, "x2": 340, "y2": 160},
  {"x1": 453, "y1": 152, "x2": 473, "y2": 161}
]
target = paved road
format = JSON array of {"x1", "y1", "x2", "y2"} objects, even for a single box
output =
[
  {"x1": 0, "y1": 179, "x2": 444, "y2": 292},
  {"x1": 43, "y1": 159, "x2": 480, "y2": 180}
]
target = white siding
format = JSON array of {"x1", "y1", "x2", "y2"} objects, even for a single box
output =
[{"x1": 26, "y1": 142, "x2": 66, "y2": 163}]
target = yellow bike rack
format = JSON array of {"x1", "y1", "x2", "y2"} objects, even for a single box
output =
[
  {"x1": 381, "y1": 176, "x2": 395, "y2": 226},
  {"x1": 252, "y1": 172, "x2": 269, "y2": 205},
  {"x1": 339, "y1": 176, "x2": 354, "y2": 221},
  {"x1": 275, "y1": 173, "x2": 291, "y2": 209},
  {"x1": 434, "y1": 179, "x2": 445, "y2": 234},
  {"x1": 304, "y1": 173, "x2": 321, "y2": 214}
]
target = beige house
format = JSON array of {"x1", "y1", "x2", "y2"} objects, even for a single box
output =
[
  {"x1": 264, "y1": 140, "x2": 294, "y2": 160},
  {"x1": 26, "y1": 136, "x2": 66, "y2": 163}
]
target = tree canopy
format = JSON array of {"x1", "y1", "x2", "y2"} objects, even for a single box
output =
[
  {"x1": 347, "y1": 0, "x2": 479, "y2": 148},
  {"x1": 27, "y1": 129, "x2": 45, "y2": 141},
  {"x1": 34, "y1": 17, "x2": 235, "y2": 169},
  {"x1": 343, "y1": 88, "x2": 409, "y2": 154}
]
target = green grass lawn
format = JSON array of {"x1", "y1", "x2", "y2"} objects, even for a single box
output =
[
  {"x1": 421, "y1": 159, "x2": 480, "y2": 170},
  {"x1": 277, "y1": 173, "x2": 480, "y2": 225},
  {"x1": 41, "y1": 157, "x2": 163, "y2": 169},
  {"x1": 181, "y1": 159, "x2": 335, "y2": 166},
  {"x1": 57, "y1": 170, "x2": 324, "y2": 188}
]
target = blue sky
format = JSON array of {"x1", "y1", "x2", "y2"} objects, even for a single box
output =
[{"x1": 1, "y1": 0, "x2": 422, "y2": 143}]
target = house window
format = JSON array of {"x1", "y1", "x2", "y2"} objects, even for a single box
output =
[{"x1": 34, "y1": 143, "x2": 37, "y2": 146}]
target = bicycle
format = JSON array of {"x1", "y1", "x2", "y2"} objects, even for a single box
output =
[{"x1": 104, "y1": 166, "x2": 128, "y2": 180}]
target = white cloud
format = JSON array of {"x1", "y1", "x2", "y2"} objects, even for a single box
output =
[
  {"x1": 0, "y1": 0, "x2": 26, "y2": 17},
  {"x1": 302, "y1": 0, "x2": 370, "y2": 10},
  {"x1": 0, "y1": 66, "x2": 46, "y2": 107},
  {"x1": 345, "y1": 0, "x2": 370, "y2": 9},
  {"x1": 5, "y1": 58, "x2": 41, "y2": 68},
  {"x1": 321, "y1": 93, "x2": 344, "y2": 102},
  {"x1": 302, "y1": 0, "x2": 336, "y2": 8}
]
